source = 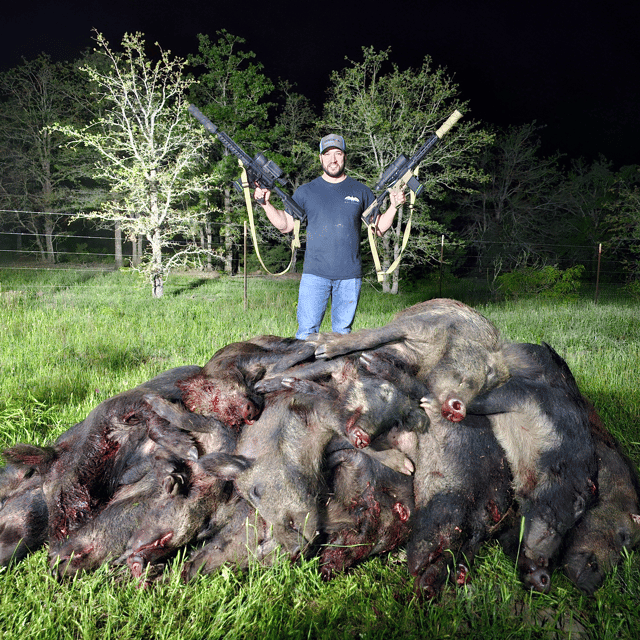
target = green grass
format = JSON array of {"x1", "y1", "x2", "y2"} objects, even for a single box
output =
[{"x1": 0, "y1": 268, "x2": 639, "y2": 639}]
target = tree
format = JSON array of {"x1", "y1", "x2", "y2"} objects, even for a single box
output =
[
  {"x1": 188, "y1": 31, "x2": 275, "y2": 275},
  {"x1": 455, "y1": 123, "x2": 564, "y2": 274},
  {"x1": 556, "y1": 155, "x2": 617, "y2": 270},
  {"x1": 0, "y1": 54, "x2": 93, "y2": 263},
  {"x1": 53, "y1": 31, "x2": 219, "y2": 297},
  {"x1": 603, "y1": 164, "x2": 640, "y2": 280},
  {"x1": 320, "y1": 47, "x2": 492, "y2": 293}
]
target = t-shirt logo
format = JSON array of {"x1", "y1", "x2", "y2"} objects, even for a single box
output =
[{"x1": 345, "y1": 196, "x2": 360, "y2": 203}]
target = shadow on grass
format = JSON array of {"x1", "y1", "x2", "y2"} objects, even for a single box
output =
[{"x1": 169, "y1": 278, "x2": 213, "y2": 297}]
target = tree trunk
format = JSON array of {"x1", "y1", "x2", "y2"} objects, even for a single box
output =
[
  {"x1": 381, "y1": 205, "x2": 402, "y2": 294},
  {"x1": 206, "y1": 219, "x2": 213, "y2": 271},
  {"x1": 150, "y1": 230, "x2": 164, "y2": 298},
  {"x1": 223, "y1": 186, "x2": 234, "y2": 274},
  {"x1": 131, "y1": 235, "x2": 143, "y2": 266}
]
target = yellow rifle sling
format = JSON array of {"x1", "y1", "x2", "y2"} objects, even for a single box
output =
[
  {"x1": 239, "y1": 162, "x2": 300, "y2": 276},
  {"x1": 366, "y1": 168, "x2": 417, "y2": 283}
]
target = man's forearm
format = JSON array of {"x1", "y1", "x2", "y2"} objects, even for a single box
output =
[
  {"x1": 261, "y1": 201, "x2": 295, "y2": 234},
  {"x1": 375, "y1": 204, "x2": 398, "y2": 236}
]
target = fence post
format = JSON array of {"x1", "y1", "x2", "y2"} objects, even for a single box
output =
[{"x1": 594, "y1": 243, "x2": 602, "y2": 304}]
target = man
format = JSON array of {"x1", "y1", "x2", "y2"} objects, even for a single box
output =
[{"x1": 254, "y1": 134, "x2": 405, "y2": 340}]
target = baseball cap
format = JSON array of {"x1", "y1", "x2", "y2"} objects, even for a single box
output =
[{"x1": 319, "y1": 134, "x2": 346, "y2": 153}]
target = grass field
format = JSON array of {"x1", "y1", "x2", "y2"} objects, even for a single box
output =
[{"x1": 0, "y1": 268, "x2": 639, "y2": 639}]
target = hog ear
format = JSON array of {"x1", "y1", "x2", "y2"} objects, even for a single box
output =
[
  {"x1": 244, "y1": 364, "x2": 267, "y2": 385},
  {"x1": 198, "y1": 452, "x2": 251, "y2": 480},
  {"x1": 630, "y1": 513, "x2": 640, "y2": 526},
  {"x1": 2, "y1": 444, "x2": 57, "y2": 474}
]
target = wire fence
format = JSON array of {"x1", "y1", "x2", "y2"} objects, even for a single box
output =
[{"x1": 0, "y1": 209, "x2": 637, "y2": 301}]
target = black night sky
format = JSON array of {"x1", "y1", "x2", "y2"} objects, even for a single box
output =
[{"x1": 3, "y1": 0, "x2": 639, "y2": 166}]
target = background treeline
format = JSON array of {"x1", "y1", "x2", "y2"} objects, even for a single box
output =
[{"x1": 1, "y1": 30, "x2": 638, "y2": 298}]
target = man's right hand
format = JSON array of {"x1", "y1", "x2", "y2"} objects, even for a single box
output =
[{"x1": 254, "y1": 185, "x2": 271, "y2": 205}]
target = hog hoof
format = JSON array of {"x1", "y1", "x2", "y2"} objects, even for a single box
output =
[
  {"x1": 393, "y1": 502, "x2": 411, "y2": 522},
  {"x1": 455, "y1": 562, "x2": 471, "y2": 586},
  {"x1": 420, "y1": 395, "x2": 438, "y2": 415},
  {"x1": 347, "y1": 426, "x2": 370, "y2": 449},
  {"x1": 127, "y1": 554, "x2": 146, "y2": 578}
]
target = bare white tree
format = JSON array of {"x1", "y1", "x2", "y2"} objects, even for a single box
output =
[{"x1": 53, "y1": 31, "x2": 221, "y2": 297}]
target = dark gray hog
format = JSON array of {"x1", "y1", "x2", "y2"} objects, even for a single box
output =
[
  {"x1": 405, "y1": 412, "x2": 514, "y2": 599},
  {"x1": 465, "y1": 342, "x2": 598, "y2": 593},
  {"x1": 256, "y1": 353, "x2": 428, "y2": 450},
  {"x1": 183, "y1": 442, "x2": 414, "y2": 581},
  {"x1": 319, "y1": 447, "x2": 414, "y2": 580},
  {"x1": 309, "y1": 298, "x2": 510, "y2": 423},
  {"x1": 560, "y1": 406, "x2": 640, "y2": 594},
  {"x1": 182, "y1": 495, "x2": 282, "y2": 579},
  {"x1": 3, "y1": 367, "x2": 201, "y2": 542},
  {"x1": 122, "y1": 452, "x2": 246, "y2": 580},
  {"x1": 111, "y1": 397, "x2": 242, "y2": 579},
  {"x1": 224, "y1": 387, "x2": 354, "y2": 558},
  {"x1": 177, "y1": 335, "x2": 316, "y2": 428},
  {"x1": 0, "y1": 463, "x2": 48, "y2": 566},
  {"x1": 49, "y1": 456, "x2": 189, "y2": 579}
]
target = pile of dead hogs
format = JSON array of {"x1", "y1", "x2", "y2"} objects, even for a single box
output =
[{"x1": 2, "y1": 298, "x2": 639, "y2": 597}]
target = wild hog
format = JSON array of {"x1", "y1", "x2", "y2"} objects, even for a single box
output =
[
  {"x1": 3, "y1": 367, "x2": 202, "y2": 542},
  {"x1": 319, "y1": 447, "x2": 414, "y2": 580},
  {"x1": 182, "y1": 495, "x2": 282, "y2": 579},
  {"x1": 307, "y1": 299, "x2": 510, "y2": 423},
  {"x1": 49, "y1": 457, "x2": 189, "y2": 578},
  {"x1": 177, "y1": 335, "x2": 316, "y2": 428},
  {"x1": 123, "y1": 452, "x2": 245, "y2": 580},
  {"x1": 465, "y1": 342, "x2": 598, "y2": 592},
  {"x1": 405, "y1": 412, "x2": 514, "y2": 598},
  {"x1": 0, "y1": 463, "x2": 48, "y2": 566},
  {"x1": 256, "y1": 352, "x2": 428, "y2": 451},
  {"x1": 560, "y1": 410, "x2": 640, "y2": 595},
  {"x1": 115, "y1": 397, "x2": 243, "y2": 578},
  {"x1": 304, "y1": 350, "x2": 514, "y2": 596},
  {"x1": 219, "y1": 386, "x2": 358, "y2": 558}
]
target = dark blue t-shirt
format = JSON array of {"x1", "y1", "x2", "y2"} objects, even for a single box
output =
[{"x1": 293, "y1": 176, "x2": 374, "y2": 280}]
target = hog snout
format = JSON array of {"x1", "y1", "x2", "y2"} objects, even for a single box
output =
[
  {"x1": 441, "y1": 396, "x2": 466, "y2": 422},
  {"x1": 240, "y1": 399, "x2": 261, "y2": 424},
  {"x1": 518, "y1": 554, "x2": 552, "y2": 593}
]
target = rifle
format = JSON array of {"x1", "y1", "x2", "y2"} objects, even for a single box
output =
[
  {"x1": 188, "y1": 104, "x2": 305, "y2": 221},
  {"x1": 361, "y1": 110, "x2": 463, "y2": 225}
]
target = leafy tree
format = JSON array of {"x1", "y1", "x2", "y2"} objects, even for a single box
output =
[
  {"x1": 188, "y1": 31, "x2": 275, "y2": 274},
  {"x1": 0, "y1": 54, "x2": 93, "y2": 263},
  {"x1": 604, "y1": 164, "x2": 640, "y2": 280},
  {"x1": 320, "y1": 47, "x2": 492, "y2": 293},
  {"x1": 256, "y1": 80, "x2": 319, "y2": 273},
  {"x1": 556, "y1": 155, "x2": 617, "y2": 270},
  {"x1": 455, "y1": 122, "x2": 564, "y2": 274},
  {"x1": 53, "y1": 31, "x2": 218, "y2": 297}
]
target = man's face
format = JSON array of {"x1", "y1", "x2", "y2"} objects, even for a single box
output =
[{"x1": 320, "y1": 148, "x2": 345, "y2": 178}]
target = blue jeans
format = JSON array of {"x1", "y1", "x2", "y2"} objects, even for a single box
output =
[{"x1": 296, "y1": 274, "x2": 362, "y2": 339}]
